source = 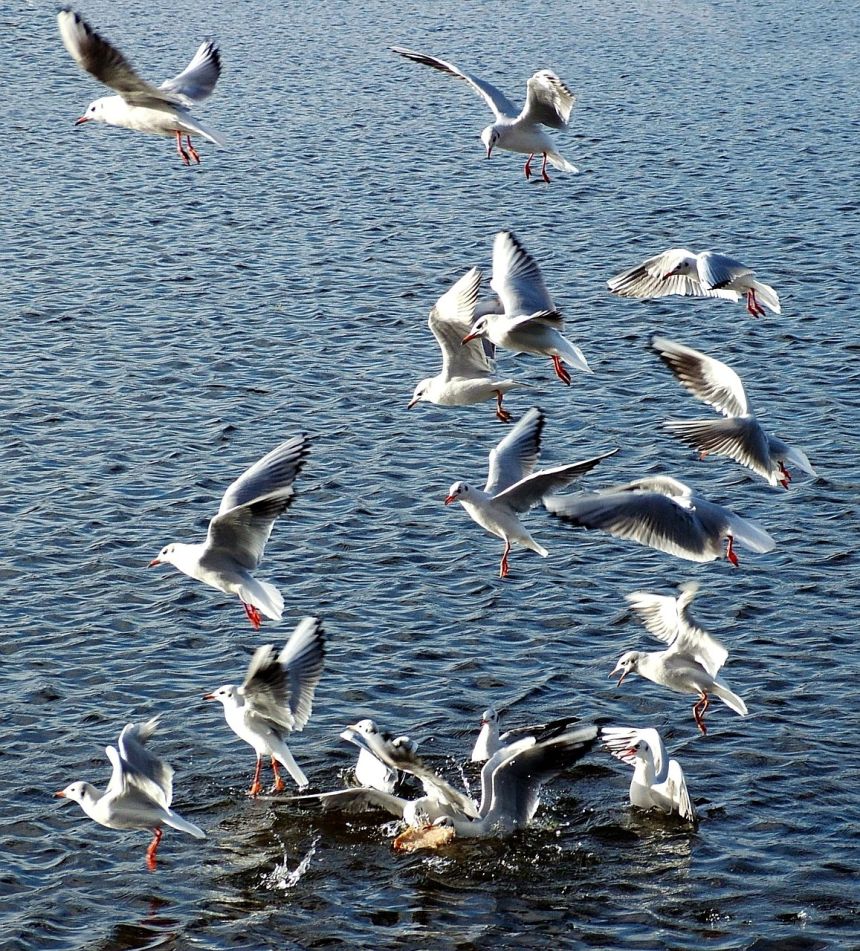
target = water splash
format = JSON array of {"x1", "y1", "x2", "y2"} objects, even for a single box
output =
[{"x1": 263, "y1": 836, "x2": 320, "y2": 891}]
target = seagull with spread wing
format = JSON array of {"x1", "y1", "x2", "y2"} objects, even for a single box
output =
[
  {"x1": 601, "y1": 726, "x2": 697, "y2": 823},
  {"x1": 149, "y1": 435, "x2": 309, "y2": 628},
  {"x1": 545, "y1": 474, "x2": 775, "y2": 567},
  {"x1": 407, "y1": 266, "x2": 524, "y2": 422},
  {"x1": 54, "y1": 717, "x2": 205, "y2": 870},
  {"x1": 610, "y1": 582, "x2": 747, "y2": 735},
  {"x1": 607, "y1": 249, "x2": 780, "y2": 317},
  {"x1": 391, "y1": 47, "x2": 578, "y2": 182},
  {"x1": 57, "y1": 8, "x2": 224, "y2": 164},
  {"x1": 651, "y1": 335, "x2": 816, "y2": 489},
  {"x1": 204, "y1": 617, "x2": 326, "y2": 795},
  {"x1": 463, "y1": 232, "x2": 593, "y2": 386},
  {"x1": 444, "y1": 407, "x2": 617, "y2": 577}
]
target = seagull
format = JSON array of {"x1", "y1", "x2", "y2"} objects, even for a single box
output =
[
  {"x1": 611, "y1": 582, "x2": 748, "y2": 735},
  {"x1": 607, "y1": 249, "x2": 781, "y2": 317},
  {"x1": 149, "y1": 435, "x2": 309, "y2": 628},
  {"x1": 463, "y1": 232, "x2": 593, "y2": 386},
  {"x1": 399, "y1": 724, "x2": 598, "y2": 848},
  {"x1": 390, "y1": 47, "x2": 578, "y2": 182},
  {"x1": 545, "y1": 474, "x2": 775, "y2": 567},
  {"x1": 407, "y1": 266, "x2": 525, "y2": 422},
  {"x1": 601, "y1": 726, "x2": 696, "y2": 823},
  {"x1": 57, "y1": 8, "x2": 224, "y2": 165},
  {"x1": 204, "y1": 617, "x2": 325, "y2": 795},
  {"x1": 651, "y1": 335, "x2": 817, "y2": 489},
  {"x1": 54, "y1": 717, "x2": 205, "y2": 870},
  {"x1": 283, "y1": 720, "x2": 475, "y2": 827},
  {"x1": 470, "y1": 706, "x2": 584, "y2": 763},
  {"x1": 444, "y1": 407, "x2": 617, "y2": 576}
]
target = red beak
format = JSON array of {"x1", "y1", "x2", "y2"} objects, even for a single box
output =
[
  {"x1": 610, "y1": 667, "x2": 627, "y2": 686},
  {"x1": 54, "y1": 790, "x2": 67, "y2": 798},
  {"x1": 406, "y1": 397, "x2": 419, "y2": 410},
  {"x1": 486, "y1": 144, "x2": 493, "y2": 158},
  {"x1": 461, "y1": 332, "x2": 479, "y2": 344},
  {"x1": 444, "y1": 495, "x2": 456, "y2": 506},
  {"x1": 202, "y1": 693, "x2": 215, "y2": 701},
  {"x1": 148, "y1": 558, "x2": 161, "y2": 567},
  {"x1": 74, "y1": 116, "x2": 89, "y2": 126}
]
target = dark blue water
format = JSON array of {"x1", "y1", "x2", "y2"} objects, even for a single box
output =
[{"x1": 2, "y1": 0, "x2": 858, "y2": 948}]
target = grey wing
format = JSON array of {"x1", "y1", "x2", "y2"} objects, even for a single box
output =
[
  {"x1": 651, "y1": 336, "x2": 749, "y2": 416},
  {"x1": 57, "y1": 9, "x2": 180, "y2": 110},
  {"x1": 607, "y1": 249, "x2": 740, "y2": 301},
  {"x1": 484, "y1": 407, "x2": 544, "y2": 495},
  {"x1": 208, "y1": 435, "x2": 309, "y2": 570},
  {"x1": 160, "y1": 41, "x2": 221, "y2": 104},
  {"x1": 390, "y1": 47, "x2": 518, "y2": 118},
  {"x1": 429, "y1": 267, "x2": 491, "y2": 377},
  {"x1": 485, "y1": 725, "x2": 597, "y2": 825},
  {"x1": 283, "y1": 788, "x2": 407, "y2": 817},
  {"x1": 545, "y1": 489, "x2": 722, "y2": 562},
  {"x1": 277, "y1": 617, "x2": 326, "y2": 730},
  {"x1": 600, "y1": 726, "x2": 641, "y2": 766},
  {"x1": 625, "y1": 586, "x2": 691, "y2": 646},
  {"x1": 117, "y1": 718, "x2": 174, "y2": 808},
  {"x1": 241, "y1": 619, "x2": 325, "y2": 731},
  {"x1": 490, "y1": 231, "x2": 555, "y2": 317},
  {"x1": 494, "y1": 449, "x2": 618, "y2": 512},
  {"x1": 663, "y1": 417, "x2": 774, "y2": 482},
  {"x1": 697, "y1": 251, "x2": 753, "y2": 290},
  {"x1": 519, "y1": 70, "x2": 575, "y2": 128}
]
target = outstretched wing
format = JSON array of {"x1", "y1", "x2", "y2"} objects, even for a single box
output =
[
  {"x1": 207, "y1": 435, "x2": 309, "y2": 570},
  {"x1": 651, "y1": 336, "x2": 749, "y2": 417},
  {"x1": 697, "y1": 251, "x2": 753, "y2": 290},
  {"x1": 519, "y1": 71, "x2": 575, "y2": 128},
  {"x1": 116, "y1": 718, "x2": 174, "y2": 809},
  {"x1": 608, "y1": 249, "x2": 741, "y2": 301},
  {"x1": 58, "y1": 8, "x2": 183, "y2": 111},
  {"x1": 485, "y1": 407, "x2": 544, "y2": 495},
  {"x1": 390, "y1": 47, "x2": 518, "y2": 119},
  {"x1": 495, "y1": 449, "x2": 618, "y2": 512},
  {"x1": 160, "y1": 41, "x2": 221, "y2": 104},
  {"x1": 491, "y1": 231, "x2": 555, "y2": 317},
  {"x1": 429, "y1": 267, "x2": 491, "y2": 378}
]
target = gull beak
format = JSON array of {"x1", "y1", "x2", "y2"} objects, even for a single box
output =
[
  {"x1": 486, "y1": 144, "x2": 493, "y2": 159},
  {"x1": 74, "y1": 116, "x2": 89, "y2": 126},
  {"x1": 406, "y1": 397, "x2": 419, "y2": 410},
  {"x1": 444, "y1": 495, "x2": 456, "y2": 506},
  {"x1": 623, "y1": 747, "x2": 637, "y2": 757},
  {"x1": 461, "y1": 331, "x2": 479, "y2": 344},
  {"x1": 54, "y1": 790, "x2": 67, "y2": 798},
  {"x1": 148, "y1": 558, "x2": 161, "y2": 567},
  {"x1": 610, "y1": 665, "x2": 627, "y2": 686},
  {"x1": 202, "y1": 693, "x2": 215, "y2": 701}
]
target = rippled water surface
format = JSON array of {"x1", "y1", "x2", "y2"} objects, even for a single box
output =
[{"x1": 3, "y1": 0, "x2": 859, "y2": 948}]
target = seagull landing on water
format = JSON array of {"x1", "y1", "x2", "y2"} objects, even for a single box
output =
[
  {"x1": 204, "y1": 617, "x2": 326, "y2": 795},
  {"x1": 545, "y1": 474, "x2": 775, "y2": 567},
  {"x1": 407, "y1": 266, "x2": 525, "y2": 422},
  {"x1": 390, "y1": 47, "x2": 578, "y2": 183},
  {"x1": 651, "y1": 335, "x2": 817, "y2": 489},
  {"x1": 54, "y1": 717, "x2": 205, "y2": 870},
  {"x1": 463, "y1": 232, "x2": 593, "y2": 387},
  {"x1": 444, "y1": 407, "x2": 617, "y2": 577},
  {"x1": 607, "y1": 249, "x2": 781, "y2": 317},
  {"x1": 611, "y1": 582, "x2": 748, "y2": 735},
  {"x1": 57, "y1": 8, "x2": 224, "y2": 165},
  {"x1": 149, "y1": 435, "x2": 309, "y2": 629},
  {"x1": 601, "y1": 726, "x2": 697, "y2": 823}
]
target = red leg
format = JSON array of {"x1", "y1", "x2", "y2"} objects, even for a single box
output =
[
  {"x1": 146, "y1": 827, "x2": 163, "y2": 870},
  {"x1": 499, "y1": 540, "x2": 511, "y2": 578},
  {"x1": 551, "y1": 355, "x2": 571, "y2": 386},
  {"x1": 692, "y1": 693, "x2": 709, "y2": 735},
  {"x1": 699, "y1": 451, "x2": 709, "y2": 461},
  {"x1": 495, "y1": 390, "x2": 512, "y2": 423},
  {"x1": 725, "y1": 535, "x2": 739, "y2": 568},
  {"x1": 523, "y1": 154, "x2": 534, "y2": 179},
  {"x1": 185, "y1": 135, "x2": 201, "y2": 164},
  {"x1": 242, "y1": 601, "x2": 263, "y2": 629},
  {"x1": 175, "y1": 131, "x2": 191, "y2": 165},
  {"x1": 540, "y1": 153, "x2": 551, "y2": 183},
  {"x1": 779, "y1": 462, "x2": 792, "y2": 490},
  {"x1": 746, "y1": 289, "x2": 765, "y2": 317},
  {"x1": 270, "y1": 757, "x2": 286, "y2": 793},
  {"x1": 248, "y1": 756, "x2": 263, "y2": 797}
]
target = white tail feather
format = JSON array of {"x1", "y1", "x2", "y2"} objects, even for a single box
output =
[
  {"x1": 163, "y1": 809, "x2": 206, "y2": 839},
  {"x1": 238, "y1": 579, "x2": 284, "y2": 621},
  {"x1": 546, "y1": 152, "x2": 579, "y2": 173},
  {"x1": 712, "y1": 682, "x2": 748, "y2": 717},
  {"x1": 272, "y1": 740, "x2": 309, "y2": 788},
  {"x1": 751, "y1": 280, "x2": 780, "y2": 314}
]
